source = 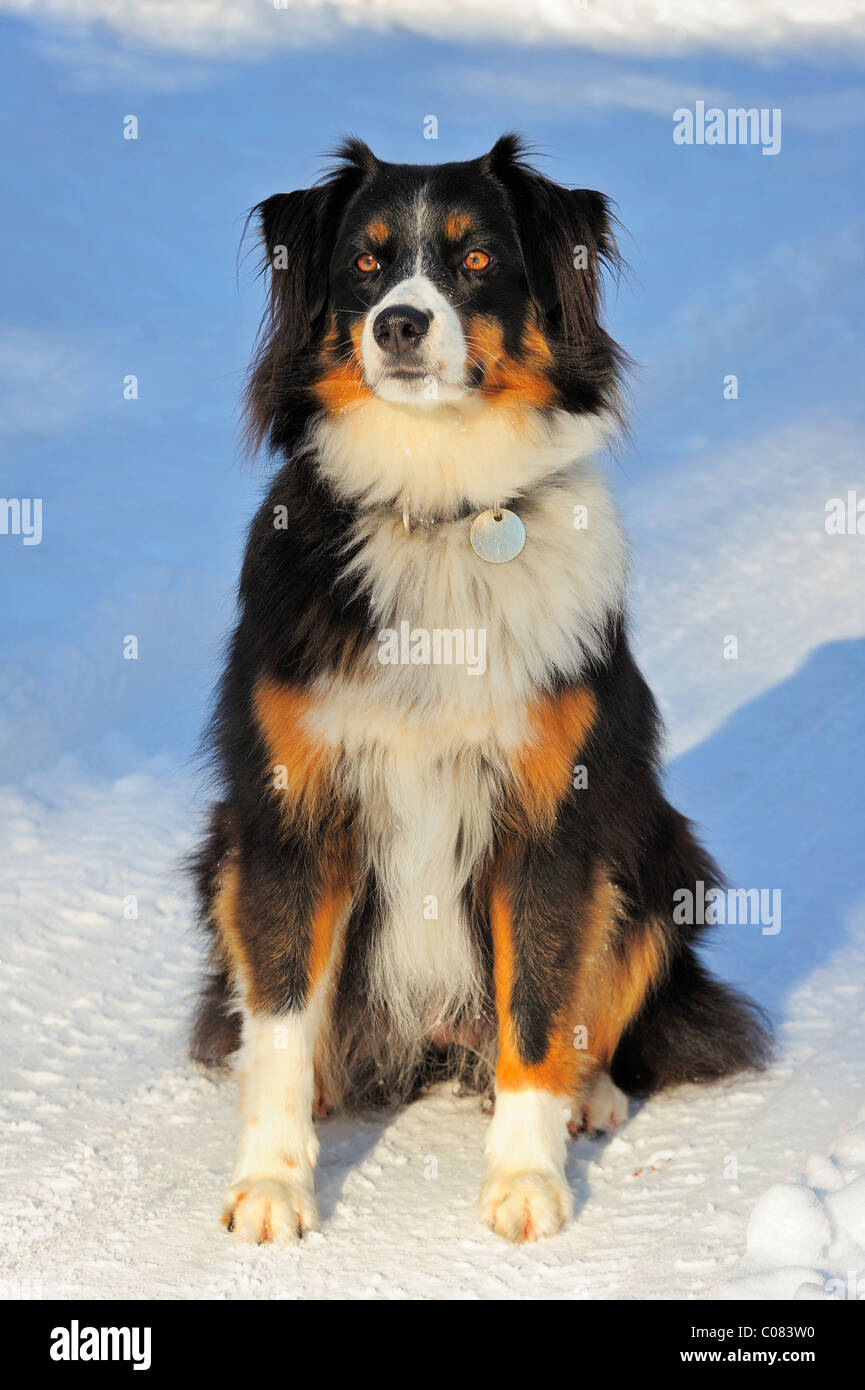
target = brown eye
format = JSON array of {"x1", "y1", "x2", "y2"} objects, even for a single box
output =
[
  {"x1": 464, "y1": 249, "x2": 490, "y2": 271},
  {"x1": 356, "y1": 253, "x2": 380, "y2": 272}
]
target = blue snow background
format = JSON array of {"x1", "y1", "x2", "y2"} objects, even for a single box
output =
[{"x1": 0, "y1": 11, "x2": 862, "y2": 793}]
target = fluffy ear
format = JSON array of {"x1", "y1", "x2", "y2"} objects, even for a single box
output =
[
  {"x1": 485, "y1": 133, "x2": 621, "y2": 346},
  {"x1": 256, "y1": 188, "x2": 332, "y2": 345},
  {"x1": 245, "y1": 139, "x2": 377, "y2": 453}
]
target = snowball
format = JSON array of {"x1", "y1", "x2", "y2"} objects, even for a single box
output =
[
  {"x1": 827, "y1": 1174, "x2": 865, "y2": 1251},
  {"x1": 745, "y1": 1183, "x2": 831, "y2": 1267}
]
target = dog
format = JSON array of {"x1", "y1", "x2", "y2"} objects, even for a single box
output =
[{"x1": 190, "y1": 135, "x2": 770, "y2": 1245}]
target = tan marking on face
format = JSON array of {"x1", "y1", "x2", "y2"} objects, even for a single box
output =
[
  {"x1": 444, "y1": 213, "x2": 472, "y2": 241},
  {"x1": 465, "y1": 313, "x2": 556, "y2": 408},
  {"x1": 314, "y1": 317, "x2": 371, "y2": 415},
  {"x1": 321, "y1": 312, "x2": 339, "y2": 350},
  {"x1": 366, "y1": 220, "x2": 389, "y2": 246}
]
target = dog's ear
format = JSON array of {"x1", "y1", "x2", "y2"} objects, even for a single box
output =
[
  {"x1": 485, "y1": 133, "x2": 621, "y2": 347},
  {"x1": 245, "y1": 139, "x2": 377, "y2": 454},
  {"x1": 256, "y1": 188, "x2": 332, "y2": 341}
]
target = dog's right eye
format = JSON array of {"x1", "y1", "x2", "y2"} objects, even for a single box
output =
[{"x1": 356, "y1": 253, "x2": 381, "y2": 273}]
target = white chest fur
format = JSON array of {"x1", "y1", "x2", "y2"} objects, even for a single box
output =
[{"x1": 303, "y1": 410, "x2": 627, "y2": 1035}]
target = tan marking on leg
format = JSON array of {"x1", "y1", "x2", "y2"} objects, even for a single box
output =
[
  {"x1": 507, "y1": 686, "x2": 596, "y2": 833},
  {"x1": 570, "y1": 877, "x2": 668, "y2": 1104},
  {"x1": 212, "y1": 857, "x2": 260, "y2": 1013},
  {"x1": 308, "y1": 885, "x2": 351, "y2": 992},
  {"x1": 253, "y1": 679, "x2": 335, "y2": 828},
  {"x1": 490, "y1": 869, "x2": 667, "y2": 1101},
  {"x1": 490, "y1": 882, "x2": 581, "y2": 1096}
]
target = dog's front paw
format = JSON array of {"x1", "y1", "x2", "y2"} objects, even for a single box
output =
[
  {"x1": 569, "y1": 1070, "x2": 629, "y2": 1137},
  {"x1": 479, "y1": 1168, "x2": 573, "y2": 1244},
  {"x1": 222, "y1": 1176, "x2": 318, "y2": 1245}
]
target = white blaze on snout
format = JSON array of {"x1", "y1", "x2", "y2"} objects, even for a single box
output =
[{"x1": 361, "y1": 274, "x2": 467, "y2": 405}]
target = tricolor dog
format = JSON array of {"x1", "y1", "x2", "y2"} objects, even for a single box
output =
[{"x1": 190, "y1": 136, "x2": 769, "y2": 1244}]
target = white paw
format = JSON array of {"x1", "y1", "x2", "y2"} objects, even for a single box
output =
[
  {"x1": 569, "y1": 1071, "x2": 629, "y2": 1136},
  {"x1": 222, "y1": 1176, "x2": 318, "y2": 1245},
  {"x1": 479, "y1": 1168, "x2": 574, "y2": 1244}
]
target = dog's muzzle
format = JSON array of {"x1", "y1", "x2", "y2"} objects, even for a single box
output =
[
  {"x1": 361, "y1": 274, "x2": 468, "y2": 404},
  {"x1": 372, "y1": 305, "x2": 431, "y2": 360}
]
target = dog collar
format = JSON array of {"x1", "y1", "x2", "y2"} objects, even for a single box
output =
[{"x1": 399, "y1": 499, "x2": 526, "y2": 564}]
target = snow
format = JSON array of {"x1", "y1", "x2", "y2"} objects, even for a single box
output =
[
  {"x1": 744, "y1": 1187, "x2": 832, "y2": 1272},
  {"x1": 2, "y1": 6, "x2": 864, "y2": 1302},
  {"x1": 2, "y1": 420, "x2": 864, "y2": 1300},
  {"x1": 724, "y1": 1150, "x2": 865, "y2": 1301}
]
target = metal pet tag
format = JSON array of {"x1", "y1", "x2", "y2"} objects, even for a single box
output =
[{"x1": 470, "y1": 507, "x2": 526, "y2": 564}]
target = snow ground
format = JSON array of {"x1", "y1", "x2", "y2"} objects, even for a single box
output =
[{"x1": 2, "y1": 417, "x2": 864, "y2": 1301}]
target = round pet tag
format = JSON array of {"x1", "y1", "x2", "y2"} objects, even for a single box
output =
[{"x1": 469, "y1": 507, "x2": 526, "y2": 564}]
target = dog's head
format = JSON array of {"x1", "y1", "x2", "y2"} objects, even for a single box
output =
[{"x1": 246, "y1": 136, "x2": 624, "y2": 503}]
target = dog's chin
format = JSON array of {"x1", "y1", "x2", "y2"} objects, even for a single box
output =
[{"x1": 370, "y1": 369, "x2": 469, "y2": 409}]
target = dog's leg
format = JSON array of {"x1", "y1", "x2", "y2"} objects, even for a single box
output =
[
  {"x1": 480, "y1": 865, "x2": 666, "y2": 1243},
  {"x1": 224, "y1": 1002, "x2": 323, "y2": 1244},
  {"x1": 213, "y1": 845, "x2": 351, "y2": 1244},
  {"x1": 480, "y1": 875, "x2": 575, "y2": 1244}
]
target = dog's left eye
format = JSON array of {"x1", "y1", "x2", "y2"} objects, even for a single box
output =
[
  {"x1": 356, "y1": 253, "x2": 381, "y2": 273},
  {"x1": 463, "y1": 250, "x2": 491, "y2": 271}
]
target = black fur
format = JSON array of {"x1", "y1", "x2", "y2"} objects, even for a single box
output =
[
  {"x1": 245, "y1": 133, "x2": 627, "y2": 458},
  {"x1": 191, "y1": 135, "x2": 771, "y2": 1112}
]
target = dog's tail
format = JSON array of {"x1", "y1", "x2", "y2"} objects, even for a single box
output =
[
  {"x1": 611, "y1": 945, "x2": 772, "y2": 1096},
  {"x1": 610, "y1": 801, "x2": 772, "y2": 1096}
]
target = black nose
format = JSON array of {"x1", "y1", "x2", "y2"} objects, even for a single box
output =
[{"x1": 372, "y1": 304, "x2": 431, "y2": 356}]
